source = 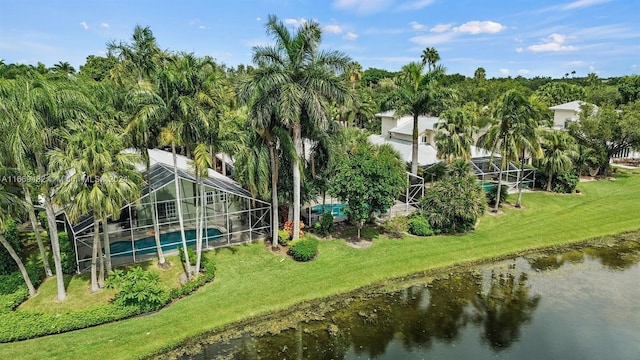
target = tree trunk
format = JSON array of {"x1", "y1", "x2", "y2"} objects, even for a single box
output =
[
  {"x1": 411, "y1": 114, "x2": 419, "y2": 175},
  {"x1": 493, "y1": 152, "x2": 506, "y2": 212},
  {"x1": 98, "y1": 236, "x2": 105, "y2": 288},
  {"x1": 515, "y1": 150, "x2": 525, "y2": 208},
  {"x1": 37, "y1": 155, "x2": 66, "y2": 301},
  {"x1": 357, "y1": 222, "x2": 362, "y2": 239},
  {"x1": 22, "y1": 184, "x2": 52, "y2": 277},
  {"x1": 91, "y1": 213, "x2": 100, "y2": 292},
  {"x1": 269, "y1": 143, "x2": 279, "y2": 250},
  {"x1": 546, "y1": 175, "x2": 553, "y2": 192},
  {"x1": 0, "y1": 234, "x2": 36, "y2": 297},
  {"x1": 292, "y1": 123, "x2": 302, "y2": 240},
  {"x1": 148, "y1": 166, "x2": 165, "y2": 265},
  {"x1": 221, "y1": 153, "x2": 227, "y2": 176},
  {"x1": 172, "y1": 143, "x2": 191, "y2": 280},
  {"x1": 102, "y1": 215, "x2": 112, "y2": 275},
  {"x1": 194, "y1": 174, "x2": 202, "y2": 279}
]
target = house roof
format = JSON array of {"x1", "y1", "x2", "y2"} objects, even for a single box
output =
[
  {"x1": 549, "y1": 100, "x2": 587, "y2": 111},
  {"x1": 390, "y1": 116, "x2": 441, "y2": 135},
  {"x1": 375, "y1": 110, "x2": 396, "y2": 117}
]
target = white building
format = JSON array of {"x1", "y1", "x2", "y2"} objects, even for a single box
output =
[{"x1": 548, "y1": 100, "x2": 598, "y2": 130}]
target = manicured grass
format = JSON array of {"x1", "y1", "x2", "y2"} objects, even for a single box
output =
[{"x1": 1, "y1": 175, "x2": 640, "y2": 359}]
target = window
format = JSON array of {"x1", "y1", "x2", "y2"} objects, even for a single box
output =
[
  {"x1": 157, "y1": 201, "x2": 177, "y2": 219},
  {"x1": 206, "y1": 191, "x2": 215, "y2": 205},
  {"x1": 421, "y1": 135, "x2": 428, "y2": 144}
]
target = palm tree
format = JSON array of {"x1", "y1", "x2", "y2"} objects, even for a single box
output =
[
  {"x1": 49, "y1": 120, "x2": 142, "y2": 292},
  {"x1": 0, "y1": 74, "x2": 87, "y2": 301},
  {"x1": 421, "y1": 47, "x2": 440, "y2": 72},
  {"x1": 540, "y1": 130, "x2": 577, "y2": 191},
  {"x1": 474, "y1": 67, "x2": 486, "y2": 82},
  {"x1": 52, "y1": 61, "x2": 76, "y2": 75},
  {"x1": 477, "y1": 89, "x2": 536, "y2": 212},
  {"x1": 435, "y1": 108, "x2": 477, "y2": 163},
  {"x1": 190, "y1": 143, "x2": 213, "y2": 277},
  {"x1": 384, "y1": 62, "x2": 450, "y2": 175},
  {"x1": 248, "y1": 14, "x2": 350, "y2": 240},
  {"x1": 107, "y1": 25, "x2": 162, "y2": 85},
  {"x1": 513, "y1": 96, "x2": 545, "y2": 208},
  {"x1": 345, "y1": 61, "x2": 363, "y2": 90}
]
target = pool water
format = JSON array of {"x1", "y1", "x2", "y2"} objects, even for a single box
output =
[
  {"x1": 109, "y1": 228, "x2": 223, "y2": 256},
  {"x1": 311, "y1": 203, "x2": 346, "y2": 217}
]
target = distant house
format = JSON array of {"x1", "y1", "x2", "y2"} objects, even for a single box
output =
[
  {"x1": 548, "y1": 100, "x2": 598, "y2": 130},
  {"x1": 368, "y1": 110, "x2": 490, "y2": 167}
]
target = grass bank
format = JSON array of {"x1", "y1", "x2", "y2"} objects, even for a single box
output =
[{"x1": 1, "y1": 174, "x2": 640, "y2": 359}]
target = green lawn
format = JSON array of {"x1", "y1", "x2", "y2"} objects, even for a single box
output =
[{"x1": 2, "y1": 174, "x2": 640, "y2": 359}]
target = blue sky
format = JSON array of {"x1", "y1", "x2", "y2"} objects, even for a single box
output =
[{"x1": 1, "y1": 0, "x2": 639, "y2": 78}]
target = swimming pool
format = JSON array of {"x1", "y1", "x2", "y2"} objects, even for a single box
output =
[
  {"x1": 311, "y1": 203, "x2": 346, "y2": 218},
  {"x1": 109, "y1": 228, "x2": 223, "y2": 257}
]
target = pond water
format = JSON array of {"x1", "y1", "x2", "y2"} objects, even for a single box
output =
[{"x1": 169, "y1": 238, "x2": 640, "y2": 360}]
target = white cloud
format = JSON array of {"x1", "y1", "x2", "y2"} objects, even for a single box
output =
[
  {"x1": 324, "y1": 24, "x2": 343, "y2": 34},
  {"x1": 343, "y1": 32, "x2": 358, "y2": 40},
  {"x1": 284, "y1": 18, "x2": 307, "y2": 27},
  {"x1": 453, "y1": 21, "x2": 505, "y2": 35},
  {"x1": 397, "y1": 0, "x2": 435, "y2": 11},
  {"x1": 100, "y1": 22, "x2": 109, "y2": 28},
  {"x1": 332, "y1": 0, "x2": 394, "y2": 15},
  {"x1": 199, "y1": 25, "x2": 207, "y2": 30},
  {"x1": 516, "y1": 47, "x2": 524, "y2": 53},
  {"x1": 499, "y1": 68, "x2": 510, "y2": 75},
  {"x1": 256, "y1": 17, "x2": 261, "y2": 21},
  {"x1": 527, "y1": 33, "x2": 576, "y2": 52},
  {"x1": 79, "y1": 21, "x2": 89, "y2": 30},
  {"x1": 410, "y1": 21, "x2": 426, "y2": 31},
  {"x1": 430, "y1": 24, "x2": 452, "y2": 33},
  {"x1": 562, "y1": 0, "x2": 611, "y2": 11},
  {"x1": 518, "y1": 69, "x2": 530, "y2": 75}
]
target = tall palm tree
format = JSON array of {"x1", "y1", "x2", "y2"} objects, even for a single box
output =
[
  {"x1": 421, "y1": 47, "x2": 440, "y2": 72},
  {"x1": 107, "y1": 25, "x2": 162, "y2": 85},
  {"x1": 190, "y1": 143, "x2": 213, "y2": 277},
  {"x1": 540, "y1": 130, "x2": 577, "y2": 191},
  {"x1": 384, "y1": 62, "x2": 450, "y2": 174},
  {"x1": 49, "y1": 120, "x2": 142, "y2": 292},
  {"x1": 0, "y1": 74, "x2": 87, "y2": 301},
  {"x1": 477, "y1": 89, "x2": 536, "y2": 212},
  {"x1": 248, "y1": 14, "x2": 350, "y2": 240},
  {"x1": 51, "y1": 61, "x2": 76, "y2": 75},
  {"x1": 513, "y1": 96, "x2": 545, "y2": 208},
  {"x1": 435, "y1": 107, "x2": 477, "y2": 163}
]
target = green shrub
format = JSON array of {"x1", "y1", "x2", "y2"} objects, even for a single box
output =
[
  {"x1": 58, "y1": 232, "x2": 77, "y2": 275},
  {"x1": 486, "y1": 184, "x2": 509, "y2": 206},
  {"x1": 0, "y1": 288, "x2": 28, "y2": 313},
  {"x1": 289, "y1": 236, "x2": 319, "y2": 262},
  {"x1": 278, "y1": 229, "x2": 291, "y2": 246},
  {"x1": 408, "y1": 216, "x2": 434, "y2": 236},
  {"x1": 553, "y1": 172, "x2": 579, "y2": 193},
  {"x1": 169, "y1": 259, "x2": 216, "y2": 299},
  {"x1": 0, "y1": 219, "x2": 21, "y2": 276},
  {"x1": 381, "y1": 216, "x2": 409, "y2": 238},
  {"x1": 105, "y1": 267, "x2": 168, "y2": 312},
  {"x1": 313, "y1": 212, "x2": 334, "y2": 237},
  {"x1": 178, "y1": 246, "x2": 198, "y2": 267}
]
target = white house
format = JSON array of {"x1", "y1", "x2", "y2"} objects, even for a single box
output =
[
  {"x1": 368, "y1": 110, "x2": 490, "y2": 167},
  {"x1": 548, "y1": 100, "x2": 598, "y2": 130}
]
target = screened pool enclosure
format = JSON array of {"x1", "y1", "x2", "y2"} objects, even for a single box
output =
[{"x1": 65, "y1": 149, "x2": 271, "y2": 273}]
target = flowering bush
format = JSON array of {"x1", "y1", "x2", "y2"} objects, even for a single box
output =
[{"x1": 283, "y1": 220, "x2": 305, "y2": 238}]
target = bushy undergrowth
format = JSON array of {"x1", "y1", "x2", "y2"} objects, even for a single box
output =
[
  {"x1": 486, "y1": 184, "x2": 509, "y2": 206},
  {"x1": 278, "y1": 229, "x2": 291, "y2": 246},
  {"x1": 0, "y1": 257, "x2": 217, "y2": 343},
  {"x1": 381, "y1": 216, "x2": 409, "y2": 238},
  {"x1": 0, "y1": 263, "x2": 44, "y2": 295},
  {"x1": 289, "y1": 236, "x2": 319, "y2": 262},
  {"x1": 554, "y1": 172, "x2": 579, "y2": 193},
  {"x1": 313, "y1": 212, "x2": 334, "y2": 237},
  {"x1": 408, "y1": 216, "x2": 434, "y2": 236}
]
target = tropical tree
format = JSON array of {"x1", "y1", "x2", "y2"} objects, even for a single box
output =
[
  {"x1": 0, "y1": 74, "x2": 87, "y2": 301},
  {"x1": 49, "y1": 120, "x2": 142, "y2": 292},
  {"x1": 107, "y1": 25, "x2": 163, "y2": 85},
  {"x1": 477, "y1": 89, "x2": 537, "y2": 212},
  {"x1": 384, "y1": 62, "x2": 451, "y2": 174},
  {"x1": 474, "y1": 67, "x2": 486, "y2": 82},
  {"x1": 513, "y1": 96, "x2": 546, "y2": 208},
  {"x1": 539, "y1": 130, "x2": 577, "y2": 191},
  {"x1": 435, "y1": 107, "x2": 477, "y2": 163},
  {"x1": 329, "y1": 142, "x2": 406, "y2": 238},
  {"x1": 51, "y1": 61, "x2": 76, "y2": 75},
  {"x1": 421, "y1": 47, "x2": 440, "y2": 72},
  {"x1": 248, "y1": 14, "x2": 351, "y2": 240},
  {"x1": 190, "y1": 143, "x2": 213, "y2": 278}
]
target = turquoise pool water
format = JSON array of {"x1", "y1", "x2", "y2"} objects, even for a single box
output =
[
  {"x1": 110, "y1": 228, "x2": 223, "y2": 256},
  {"x1": 311, "y1": 203, "x2": 346, "y2": 217}
]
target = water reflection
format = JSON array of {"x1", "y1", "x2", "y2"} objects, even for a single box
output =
[{"x1": 172, "y1": 238, "x2": 640, "y2": 360}]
